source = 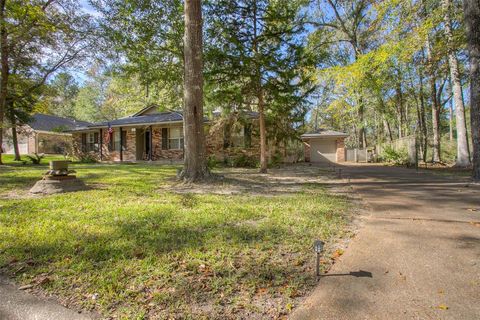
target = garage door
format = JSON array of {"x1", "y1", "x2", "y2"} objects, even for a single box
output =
[{"x1": 310, "y1": 139, "x2": 336, "y2": 163}]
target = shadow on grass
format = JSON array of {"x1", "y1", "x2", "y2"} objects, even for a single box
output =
[{"x1": 0, "y1": 208, "x2": 291, "y2": 275}]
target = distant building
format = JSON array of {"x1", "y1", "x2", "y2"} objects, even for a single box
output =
[
  {"x1": 2, "y1": 114, "x2": 91, "y2": 155},
  {"x1": 301, "y1": 129, "x2": 348, "y2": 163}
]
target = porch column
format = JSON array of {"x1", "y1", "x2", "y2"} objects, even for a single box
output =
[
  {"x1": 120, "y1": 127, "x2": 123, "y2": 161},
  {"x1": 99, "y1": 129, "x2": 103, "y2": 161},
  {"x1": 149, "y1": 125, "x2": 153, "y2": 160}
]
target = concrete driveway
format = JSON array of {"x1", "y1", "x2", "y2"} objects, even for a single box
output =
[{"x1": 291, "y1": 164, "x2": 480, "y2": 320}]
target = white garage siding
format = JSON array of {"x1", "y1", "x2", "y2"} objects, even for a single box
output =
[{"x1": 310, "y1": 139, "x2": 337, "y2": 163}]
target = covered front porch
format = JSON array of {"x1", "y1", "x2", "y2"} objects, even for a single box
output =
[{"x1": 73, "y1": 124, "x2": 184, "y2": 162}]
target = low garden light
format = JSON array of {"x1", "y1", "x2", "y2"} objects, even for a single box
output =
[{"x1": 314, "y1": 240, "x2": 324, "y2": 280}]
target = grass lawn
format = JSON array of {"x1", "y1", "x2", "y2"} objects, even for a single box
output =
[
  {"x1": 0, "y1": 161, "x2": 350, "y2": 319},
  {"x1": 1, "y1": 154, "x2": 67, "y2": 165}
]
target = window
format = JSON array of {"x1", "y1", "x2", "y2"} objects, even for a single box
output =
[
  {"x1": 87, "y1": 132, "x2": 99, "y2": 152},
  {"x1": 224, "y1": 123, "x2": 252, "y2": 149},
  {"x1": 161, "y1": 128, "x2": 168, "y2": 150},
  {"x1": 82, "y1": 132, "x2": 99, "y2": 152},
  {"x1": 168, "y1": 127, "x2": 184, "y2": 150}
]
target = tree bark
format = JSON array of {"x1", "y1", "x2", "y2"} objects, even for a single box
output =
[
  {"x1": 8, "y1": 105, "x2": 20, "y2": 161},
  {"x1": 0, "y1": 0, "x2": 8, "y2": 165},
  {"x1": 463, "y1": 0, "x2": 480, "y2": 180},
  {"x1": 258, "y1": 86, "x2": 267, "y2": 172},
  {"x1": 419, "y1": 67, "x2": 428, "y2": 161},
  {"x1": 448, "y1": 79, "x2": 454, "y2": 141},
  {"x1": 425, "y1": 36, "x2": 441, "y2": 162},
  {"x1": 253, "y1": 1, "x2": 267, "y2": 173},
  {"x1": 430, "y1": 79, "x2": 441, "y2": 162},
  {"x1": 180, "y1": 0, "x2": 208, "y2": 181},
  {"x1": 443, "y1": 0, "x2": 471, "y2": 166}
]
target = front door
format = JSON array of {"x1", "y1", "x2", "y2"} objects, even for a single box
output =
[{"x1": 145, "y1": 130, "x2": 151, "y2": 160}]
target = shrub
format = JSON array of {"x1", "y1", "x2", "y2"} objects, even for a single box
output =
[
  {"x1": 207, "y1": 155, "x2": 218, "y2": 170},
  {"x1": 230, "y1": 153, "x2": 258, "y2": 168},
  {"x1": 26, "y1": 153, "x2": 45, "y2": 164},
  {"x1": 269, "y1": 151, "x2": 283, "y2": 168},
  {"x1": 381, "y1": 146, "x2": 409, "y2": 166},
  {"x1": 77, "y1": 153, "x2": 98, "y2": 163}
]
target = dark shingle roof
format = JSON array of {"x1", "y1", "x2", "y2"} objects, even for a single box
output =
[
  {"x1": 29, "y1": 114, "x2": 92, "y2": 132},
  {"x1": 211, "y1": 111, "x2": 259, "y2": 119},
  {"x1": 89, "y1": 111, "x2": 184, "y2": 128},
  {"x1": 301, "y1": 128, "x2": 348, "y2": 138}
]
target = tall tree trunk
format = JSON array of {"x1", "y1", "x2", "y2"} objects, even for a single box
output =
[
  {"x1": 426, "y1": 37, "x2": 441, "y2": 162},
  {"x1": 448, "y1": 79, "x2": 454, "y2": 141},
  {"x1": 258, "y1": 86, "x2": 267, "y2": 173},
  {"x1": 444, "y1": 0, "x2": 471, "y2": 166},
  {"x1": 8, "y1": 105, "x2": 20, "y2": 161},
  {"x1": 430, "y1": 80, "x2": 441, "y2": 162},
  {"x1": 253, "y1": 1, "x2": 267, "y2": 173},
  {"x1": 384, "y1": 118, "x2": 393, "y2": 142},
  {"x1": 181, "y1": 0, "x2": 208, "y2": 181},
  {"x1": 358, "y1": 99, "x2": 366, "y2": 148},
  {"x1": 415, "y1": 96, "x2": 425, "y2": 158},
  {"x1": 419, "y1": 68, "x2": 428, "y2": 161},
  {"x1": 396, "y1": 81, "x2": 405, "y2": 138},
  {"x1": 463, "y1": 0, "x2": 480, "y2": 180},
  {"x1": 0, "y1": 0, "x2": 8, "y2": 165}
]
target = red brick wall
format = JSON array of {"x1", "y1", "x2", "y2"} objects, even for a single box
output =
[
  {"x1": 151, "y1": 126, "x2": 184, "y2": 160},
  {"x1": 72, "y1": 120, "x2": 262, "y2": 163},
  {"x1": 123, "y1": 129, "x2": 136, "y2": 161},
  {"x1": 205, "y1": 122, "x2": 260, "y2": 162}
]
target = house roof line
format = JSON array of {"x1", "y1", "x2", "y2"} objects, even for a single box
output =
[
  {"x1": 85, "y1": 120, "x2": 184, "y2": 130},
  {"x1": 29, "y1": 113, "x2": 92, "y2": 132},
  {"x1": 301, "y1": 129, "x2": 348, "y2": 138}
]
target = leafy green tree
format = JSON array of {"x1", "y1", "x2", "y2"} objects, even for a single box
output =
[
  {"x1": 462, "y1": 0, "x2": 480, "y2": 180},
  {"x1": 205, "y1": 0, "x2": 314, "y2": 172},
  {"x1": 47, "y1": 73, "x2": 80, "y2": 118},
  {"x1": 0, "y1": 0, "x2": 94, "y2": 164},
  {"x1": 92, "y1": 0, "x2": 184, "y2": 108}
]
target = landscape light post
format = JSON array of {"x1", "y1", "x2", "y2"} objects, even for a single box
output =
[{"x1": 314, "y1": 240, "x2": 324, "y2": 281}]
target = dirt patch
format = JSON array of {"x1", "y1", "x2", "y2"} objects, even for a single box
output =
[{"x1": 163, "y1": 164, "x2": 339, "y2": 196}]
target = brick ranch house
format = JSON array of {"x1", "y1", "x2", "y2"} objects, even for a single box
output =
[
  {"x1": 1, "y1": 113, "x2": 91, "y2": 155},
  {"x1": 301, "y1": 129, "x2": 348, "y2": 163},
  {"x1": 70, "y1": 105, "x2": 261, "y2": 162}
]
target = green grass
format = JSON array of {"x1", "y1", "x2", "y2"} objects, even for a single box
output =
[
  {"x1": 0, "y1": 162, "x2": 349, "y2": 319},
  {"x1": 1, "y1": 154, "x2": 67, "y2": 165}
]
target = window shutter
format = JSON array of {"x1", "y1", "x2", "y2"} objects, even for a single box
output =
[{"x1": 162, "y1": 128, "x2": 168, "y2": 150}]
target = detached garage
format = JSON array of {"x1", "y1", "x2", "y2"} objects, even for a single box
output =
[{"x1": 301, "y1": 129, "x2": 348, "y2": 163}]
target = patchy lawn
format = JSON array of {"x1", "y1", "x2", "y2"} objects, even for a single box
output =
[{"x1": 0, "y1": 162, "x2": 351, "y2": 319}]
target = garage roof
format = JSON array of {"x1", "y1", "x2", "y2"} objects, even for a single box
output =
[
  {"x1": 29, "y1": 114, "x2": 92, "y2": 132},
  {"x1": 301, "y1": 128, "x2": 348, "y2": 139}
]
